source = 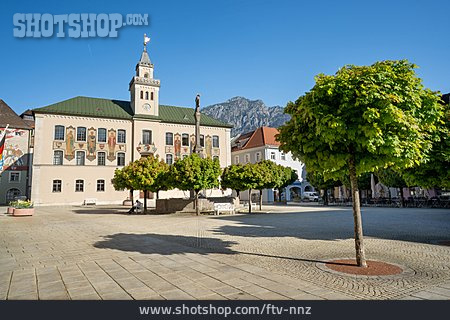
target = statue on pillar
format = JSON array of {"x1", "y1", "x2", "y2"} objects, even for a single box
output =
[{"x1": 193, "y1": 94, "x2": 203, "y2": 155}]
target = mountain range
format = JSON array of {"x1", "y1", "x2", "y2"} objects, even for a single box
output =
[{"x1": 202, "y1": 96, "x2": 290, "y2": 137}]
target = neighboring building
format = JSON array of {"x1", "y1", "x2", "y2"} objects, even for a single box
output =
[
  {"x1": 231, "y1": 126, "x2": 314, "y2": 203},
  {"x1": 31, "y1": 40, "x2": 232, "y2": 206},
  {"x1": 0, "y1": 100, "x2": 33, "y2": 205}
]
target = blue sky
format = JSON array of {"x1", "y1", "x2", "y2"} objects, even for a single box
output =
[{"x1": 1, "y1": 0, "x2": 449, "y2": 115}]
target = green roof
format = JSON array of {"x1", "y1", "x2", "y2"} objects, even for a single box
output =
[{"x1": 33, "y1": 96, "x2": 233, "y2": 128}]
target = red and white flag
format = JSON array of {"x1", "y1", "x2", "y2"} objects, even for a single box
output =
[{"x1": 0, "y1": 124, "x2": 9, "y2": 172}]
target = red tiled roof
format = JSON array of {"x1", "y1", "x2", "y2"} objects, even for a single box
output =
[
  {"x1": 232, "y1": 126, "x2": 280, "y2": 151},
  {"x1": 0, "y1": 99, "x2": 31, "y2": 129}
]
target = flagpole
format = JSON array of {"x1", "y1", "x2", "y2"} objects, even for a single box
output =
[{"x1": 0, "y1": 124, "x2": 9, "y2": 141}]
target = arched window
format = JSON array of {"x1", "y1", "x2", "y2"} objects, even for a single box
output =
[
  {"x1": 144, "y1": 73, "x2": 149, "y2": 78},
  {"x1": 151, "y1": 92, "x2": 154, "y2": 100},
  {"x1": 166, "y1": 154, "x2": 173, "y2": 165},
  {"x1": 140, "y1": 91, "x2": 143, "y2": 99},
  {"x1": 6, "y1": 188, "x2": 21, "y2": 203},
  {"x1": 145, "y1": 91, "x2": 149, "y2": 100}
]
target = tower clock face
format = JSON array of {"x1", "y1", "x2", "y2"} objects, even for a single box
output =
[{"x1": 143, "y1": 103, "x2": 151, "y2": 111}]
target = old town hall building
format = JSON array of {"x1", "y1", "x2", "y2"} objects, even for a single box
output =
[{"x1": 31, "y1": 40, "x2": 232, "y2": 205}]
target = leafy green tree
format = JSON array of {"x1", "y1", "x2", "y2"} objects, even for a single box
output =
[
  {"x1": 239, "y1": 163, "x2": 264, "y2": 213},
  {"x1": 169, "y1": 154, "x2": 221, "y2": 215},
  {"x1": 254, "y1": 160, "x2": 282, "y2": 210},
  {"x1": 278, "y1": 60, "x2": 442, "y2": 267},
  {"x1": 112, "y1": 164, "x2": 135, "y2": 202},
  {"x1": 221, "y1": 164, "x2": 247, "y2": 200},
  {"x1": 148, "y1": 159, "x2": 171, "y2": 199},
  {"x1": 306, "y1": 171, "x2": 340, "y2": 205},
  {"x1": 275, "y1": 166, "x2": 298, "y2": 203},
  {"x1": 402, "y1": 99, "x2": 450, "y2": 189},
  {"x1": 127, "y1": 155, "x2": 169, "y2": 212},
  {"x1": 376, "y1": 168, "x2": 407, "y2": 205}
]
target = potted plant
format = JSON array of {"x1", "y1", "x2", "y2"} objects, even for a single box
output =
[
  {"x1": 7, "y1": 201, "x2": 17, "y2": 214},
  {"x1": 13, "y1": 200, "x2": 34, "y2": 216}
]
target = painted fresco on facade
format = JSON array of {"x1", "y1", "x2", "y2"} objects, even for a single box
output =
[
  {"x1": 1, "y1": 129, "x2": 28, "y2": 169},
  {"x1": 65, "y1": 126, "x2": 75, "y2": 161},
  {"x1": 174, "y1": 133, "x2": 181, "y2": 159},
  {"x1": 205, "y1": 135, "x2": 212, "y2": 158},
  {"x1": 107, "y1": 129, "x2": 116, "y2": 161},
  {"x1": 87, "y1": 128, "x2": 97, "y2": 161}
]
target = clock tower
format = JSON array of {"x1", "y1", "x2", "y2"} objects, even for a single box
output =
[{"x1": 129, "y1": 34, "x2": 160, "y2": 116}]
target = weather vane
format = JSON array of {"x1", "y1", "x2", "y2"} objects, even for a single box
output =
[{"x1": 143, "y1": 33, "x2": 151, "y2": 50}]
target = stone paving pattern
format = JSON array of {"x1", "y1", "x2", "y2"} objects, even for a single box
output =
[{"x1": 0, "y1": 205, "x2": 449, "y2": 300}]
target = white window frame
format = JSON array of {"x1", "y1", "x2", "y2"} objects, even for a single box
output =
[
  {"x1": 9, "y1": 171, "x2": 20, "y2": 183},
  {"x1": 165, "y1": 132, "x2": 173, "y2": 146},
  {"x1": 117, "y1": 129, "x2": 126, "y2": 144},
  {"x1": 182, "y1": 133, "x2": 189, "y2": 146},
  {"x1": 142, "y1": 130, "x2": 152, "y2": 145},
  {"x1": 255, "y1": 152, "x2": 261, "y2": 162},
  {"x1": 97, "y1": 128, "x2": 107, "y2": 143},
  {"x1": 117, "y1": 152, "x2": 126, "y2": 166},
  {"x1": 166, "y1": 154, "x2": 173, "y2": 165},
  {"x1": 76, "y1": 127, "x2": 87, "y2": 142},
  {"x1": 234, "y1": 155, "x2": 239, "y2": 164},
  {"x1": 96, "y1": 179, "x2": 105, "y2": 192},
  {"x1": 75, "y1": 179, "x2": 84, "y2": 192},
  {"x1": 52, "y1": 179, "x2": 62, "y2": 193},
  {"x1": 212, "y1": 135, "x2": 219, "y2": 148},
  {"x1": 76, "y1": 151, "x2": 85, "y2": 166},
  {"x1": 270, "y1": 151, "x2": 276, "y2": 160},
  {"x1": 53, "y1": 150, "x2": 64, "y2": 165},
  {"x1": 54, "y1": 125, "x2": 65, "y2": 141},
  {"x1": 245, "y1": 154, "x2": 250, "y2": 163},
  {"x1": 97, "y1": 151, "x2": 106, "y2": 166}
]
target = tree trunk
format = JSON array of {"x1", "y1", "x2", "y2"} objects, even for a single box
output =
[
  {"x1": 323, "y1": 189, "x2": 329, "y2": 206},
  {"x1": 399, "y1": 187, "x2": 405, "y2": 207},
  {"x1": 130, "y1": 188, "x2": 134, "y2": 203},
  {"x1": 348, "y1": 154, "x2": 367, "y2": 268},
  {"x1": 259, "y1": 189, "x2": 263, "y2": 211},
  {"x1": 248, "y1": 189, "x2": 252, "y2": 214},
  {"x1": 195, "y1": 190, "x2": 199, "y2": 216},
  {"x1": 236, "y1": 190, "x2": 240, "y2": 201},
  {"x1": 156, "y1": 190, "x2": 159, "y2": 200},
  {"x1": 278, "y1": 188, "x2": 282, "y2": 202},
  {"x1": 144, "y1": 190, "x2": 147, "y2": 212}
]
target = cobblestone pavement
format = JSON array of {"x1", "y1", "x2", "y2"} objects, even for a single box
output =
[{"x1": 0, "y1": 204, "x2": 449, "y2": 300}]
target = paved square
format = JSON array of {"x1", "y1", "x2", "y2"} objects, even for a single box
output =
[{"x1": 0, "y1": 205, "x2": 449, "y2": 300}]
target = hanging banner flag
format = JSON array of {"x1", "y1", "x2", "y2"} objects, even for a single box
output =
[{"x1": 0, "y1": 124, "x2": 10, "y2": 173}]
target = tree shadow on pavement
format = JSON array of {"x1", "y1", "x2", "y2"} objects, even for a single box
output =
[
  {"x1": 93, "y1": 232, "x2": 356, "y2": 266},
  {"x1": 211, "y1": 208, "x2": 450, "y2": 244}
]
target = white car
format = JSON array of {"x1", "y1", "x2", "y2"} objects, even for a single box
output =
[{"x1": 303, "y1": 191, "x2": 319, "y2": 201}]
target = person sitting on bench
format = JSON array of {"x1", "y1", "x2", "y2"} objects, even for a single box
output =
[{"x1": 128, "y1": 200, "x2": 142, "y2": 214}]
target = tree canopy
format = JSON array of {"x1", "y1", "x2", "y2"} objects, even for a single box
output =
[
  {"x1": 277, "y1": 60, "x2": 443, "y2": 180},
  {"x1": 277, "y1": 60, "x2": 443, "y2": 267}
]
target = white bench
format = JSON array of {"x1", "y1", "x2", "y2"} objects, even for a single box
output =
[
  {"x1": 84, "y1": 198, "x2": 97, "y2": 205},
  {"x1": 213, "y1": 203, "x2": 235, "y2": 215},
  {"x1": 243, "y1": 201, "x2": 257, "y2": 209}
]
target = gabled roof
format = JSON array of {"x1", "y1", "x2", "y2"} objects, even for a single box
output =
[
  {"x1": 232, "y1": 126, "x2": 280, "y2": 151},
  {"x1": 33, "y1": 96, "x2": 233, "y2": 128},
  {"x1": 0, "y1": 99, "x2": 31, "y2": 129}
]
